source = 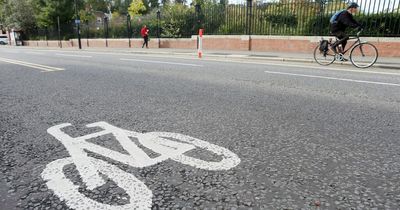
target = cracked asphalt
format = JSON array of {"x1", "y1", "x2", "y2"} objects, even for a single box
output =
[{"x1": 0, "y1": 47, "x2": 399, "y2": 210}]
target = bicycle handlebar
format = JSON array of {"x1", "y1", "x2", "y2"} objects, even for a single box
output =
[{"x1": 356, "y1": 28, "x2": 364, "y2": 37}]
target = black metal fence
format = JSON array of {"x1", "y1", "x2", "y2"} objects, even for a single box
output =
[
  {"x1": 25, "y1": 0, "x2": 400, "y2": 41},
  {"x1": 202, "y1": 0, "x2": 400, "y2": 36}
]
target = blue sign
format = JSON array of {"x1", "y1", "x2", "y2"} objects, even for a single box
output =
[{"x1": 75, "y1": 19, "x2": 81, "y2": 24}]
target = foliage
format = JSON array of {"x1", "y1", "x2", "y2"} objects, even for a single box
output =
[
  {"x1": 33, "y1": 0, "x2": 84, "y2": 27},
  {"x1": 215, "y1": 5, "x2": 245, "y2": 34},
  {"x1": 160, "y1": 3, "x2": 194, "y2": 38},
  {"x1": 304, "y1": 12, "x2": 400, "y2": 37},
  {"x1": 14, "y1": 0, "x2": 399, "y2": 40},
  {"x1": 128, "y1": 0, "x2": 147, "y2": 17},
  {"x1": 85, "y1": 0, "x2": 108, "y2": 13},
  {"x1": 148, "y1": 0, "x2": 159, "y2": 9},
  {"x1": 112, "y1": 0, "x2": 131, "y2": 14},
  {"x1": 0, "y1": 0, "x2": 37, "y2": 31},
  {"x1": 202, "y1": 3, "x2": 225, "y2": 34},
  {"x1": 358, "y1": 13, "x2": 400, "y2": 37}
]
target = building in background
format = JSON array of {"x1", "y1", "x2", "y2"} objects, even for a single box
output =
[{"x1": 8, "y1": 29, "x2": 23, "y2": 46}]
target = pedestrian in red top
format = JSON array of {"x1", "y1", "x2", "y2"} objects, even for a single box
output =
[{"x1": 141, "y1": 25, "x2": 149, "y2": 48}]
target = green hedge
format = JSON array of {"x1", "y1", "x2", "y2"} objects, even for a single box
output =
[
  {"x1": 26, "y1": 5, "x2": 400, "y2": 40},
  {"x1": 305, "y1": 13, "x2": 400, "y2": 36}
]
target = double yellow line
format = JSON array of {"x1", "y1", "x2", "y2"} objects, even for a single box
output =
[{"x1": 0, "y1": 57, "x2": 64, "y2": 72}]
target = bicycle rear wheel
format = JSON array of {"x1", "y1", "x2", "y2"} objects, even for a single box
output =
[
  {"x1": 350, "y1": 43, "x2": 378, "y2": 68},
  {"x1": 313, "y1": 45, "x2": 336, "y2": 66}
]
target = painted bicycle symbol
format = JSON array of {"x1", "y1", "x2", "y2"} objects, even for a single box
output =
[{"x1": 42, "y1": 121, "x2": 241, "y2": 210}]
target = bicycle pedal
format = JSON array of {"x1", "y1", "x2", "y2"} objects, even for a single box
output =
[{"x1": 336, "y1": 54, "x2": 346, "y2": 61}]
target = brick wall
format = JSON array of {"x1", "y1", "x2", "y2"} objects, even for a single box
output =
[
  {"x1": 160, "y1": 38, "x2": 196, "y2": 49},
  {"x1": 23, "y1": 36, "x2": 400, "y2": 57}
]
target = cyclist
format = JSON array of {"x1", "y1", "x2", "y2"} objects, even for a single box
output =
[{"x1": 330, "y1": 2, "x2": 363, "y2": 55}]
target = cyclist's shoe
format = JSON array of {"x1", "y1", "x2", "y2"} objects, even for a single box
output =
[{"x1": 336, "y1": 54, "x2": 348, "y2": 62}]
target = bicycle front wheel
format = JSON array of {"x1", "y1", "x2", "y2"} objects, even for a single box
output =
[
  {"x1": 313, "y1": 45, "x2": 336, "y2": 66},
  {"x1": 350, "y1": 43, "x2": 378, "y2": 68}
]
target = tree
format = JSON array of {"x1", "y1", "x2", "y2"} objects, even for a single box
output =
[
  {"x1": 1, "y1": 0, "x2": 36, "y2": 30},
  {"x1": 0, "y1": 0, "x2": 8, "y2": 26},
  {"x1": 113, "y1": 0, "x2": 130, "y2": 14},
  {"x1": 324, "y1": 0, "x2": 347, "y2": 14},
  {"x1": 33, "y1": 0, "x2": 84, "y2": 27},
  {"x1": 161, "y1": 3, "x2": 193, "y2": 37},
  {"x1": 128, "y1": 0, "x2": 146, "y2": 17},
  {"x1": 175, "y1": 0, "x2": 186, "y2": 4},
  {"x1": 85, "y1": 0, "x2": 108, "y2": 12},
  {"x1": 161, "y1": 0, "x2": 170, "y2": 6},
  {"x1": 148, "y1": 0, "x2": 159, "y2": 9}
]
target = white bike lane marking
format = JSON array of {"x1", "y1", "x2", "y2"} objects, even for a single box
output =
[{"x1": 42, "y1": 121, "x2": 241, "y2": 210}]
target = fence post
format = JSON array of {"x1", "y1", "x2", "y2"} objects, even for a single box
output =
[
  {"x1": 127, "y1": 14, "x2": 131, "y2": 48},
  {"x1": 74, "y1": 0, "x2": 82, "y2": 49},
  {"x1": 195, "y1": 4, "x2": 201, "y2": 49},
  {"x1": 57, "y1": 16, "x2": 62, "y2": 48},
  {"x1": 318, "y1": 0, "x2": 325, "y2": 36},
  {"x1": 45, "y1": 26, "x2": 49, "y2": 47},
  {"x1": 246, "y1": 0, "x2": 253, "y2": 51},
  {"x1": 157, "y1": 10, "x2": 161, "y2": 48},
  {"x1": 104, "y1": 16, "x2": 109, "y2": 47},
  {"x1": 86, "y1": 20, "x2": 89, "y2": 47}
]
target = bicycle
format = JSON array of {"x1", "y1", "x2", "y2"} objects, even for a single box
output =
[{"x1": 314, "y1": 30, "x2": 379, "y2": 68}]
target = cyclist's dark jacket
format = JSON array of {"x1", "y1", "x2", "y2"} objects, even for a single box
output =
[{"x1": 331, "y1": 11, "x2": 361, "y2": 33}]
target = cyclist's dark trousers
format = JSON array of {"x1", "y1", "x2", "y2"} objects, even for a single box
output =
[{"x1": 332, "y1": 31, "x2": 349, "y2": 52}]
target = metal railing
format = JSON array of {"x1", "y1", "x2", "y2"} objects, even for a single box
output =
[
  {"x1": 201, "y1": 0, "x2": 400, "y2": 37},
  {"x1": 25, "y1": 0, "x2": 400, "y2": 41}
]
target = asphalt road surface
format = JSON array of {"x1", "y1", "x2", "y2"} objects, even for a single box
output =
[{"x1": 1, "y1": 47, "x2": 399, "y2": 210}]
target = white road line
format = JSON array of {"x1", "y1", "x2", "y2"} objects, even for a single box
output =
[
  {"x1": 120, "y1": 58, "x2": 203, "y2": 67},
  {"x1": 12, "y1": 48, "x2": 400, "y2": 76},
  {"x1": 25, "y1": 52, "x2": 45, "y2": 55},
  {"x1": 4, "y1": 51, "x2": 19, "y2": 54},
  {"x1": 0, "y1": 57, "x2": 64, "y2": 70},
  {"x1": 0, "y1": 59, "x2": 57, "y2": 72},
  {"x1": 0, "y1": 57, "x2": 64, "y2": 72},
  {"x1": 264, "y1": 70, "x2": 400, "y2": 87},
  {"x1": 83, "y1": 51, "x2": 400, "y2": 76},
  {"x1": 223, "y1": 59, "x2": 400, "y2": 76},
  {"x1": 56, "y1": 53, "x2": 93, "y2": 58}
]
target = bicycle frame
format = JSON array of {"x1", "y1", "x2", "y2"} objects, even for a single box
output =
[
  {"x1": 335, "y1": 30, "x2": 364, "y2": 55},
  {"x1": 341, "y1": 36, "x2": 361, "y2": 55}
]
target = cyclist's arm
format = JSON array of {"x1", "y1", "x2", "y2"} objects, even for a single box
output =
[{"x1": 340, "y1": 12, "x2": 361, "y2": 29}]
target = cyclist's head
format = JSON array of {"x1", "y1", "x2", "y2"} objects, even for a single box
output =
[{"x1": 347, "y1": 2, "x2": 359, "y2": 13}]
